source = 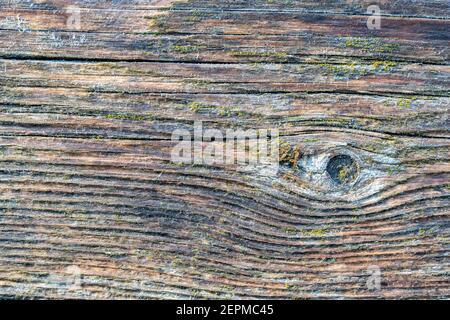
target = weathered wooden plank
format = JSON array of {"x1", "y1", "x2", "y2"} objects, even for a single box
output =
[
  {"x1": 1, "y1": 59, "x2": 448, "y2": 96},
  {"x1": 1, "y1": 7, "x2": 448, "y2": 35},
  {"x1": 0, "y1": 131, "x2": 449, "y2": 299},
  {"x1": 2, "y1": 30, "x2": 447, "y2": 64},
  {"x1": 0, "y1": 2, "x2": 448, "y2": 64},
  {"x1": 0, "y1": 0, "x2": 449, "y2": 300}
]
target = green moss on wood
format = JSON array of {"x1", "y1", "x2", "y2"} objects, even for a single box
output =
[
  {"x1": 279, "y1": 139, "x2": 301, "y2": 168},
  {"x1": 104, "y1": 114, "x2": 153, "y2": 121},
  {"x1": 229, "y1": 50, "x2": 288, "y2": 60},
  {"x1": 170, "y1": 45, "x2": 207, "y2": 53},
  {"x1": 302, "y1": 228, "x2": 328, "y2": 237},
  {"x1": 397, "y1": 97, "x2": 417, "y2": 108},
  {"x1": 318, "y1": 60, "x2": 398, "y2": 79},
  {"x1": 187, "y1": 101, "x2": 240, "y2": 116},
  {"x1": 340, "y1": 37, "x2": 400, "y2": 53}
]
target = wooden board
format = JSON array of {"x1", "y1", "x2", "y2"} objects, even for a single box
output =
[{"x1": 0, "y1": 0, "x2": 449, "y2": 299}]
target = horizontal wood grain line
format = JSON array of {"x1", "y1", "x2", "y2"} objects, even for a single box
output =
[
  {"x1": 0, "y1": 54, "x2": 448, "y2": 67},
  {"x1": 2, "y1": 8, "x2": 449, "y2": 34},
  {"x1": 2, "y1": 5, "x2": 450, "y2": 19},
  {"x1": 1, "y1": 0, "x2": 448, "y2": 19},
  {"x1": 1, "y1": 30, "x2": 447, "y2": 64},
  {"x1": 1, "y1": 62, "x2": 448, "y2": 97},
  {"x1": 1, "y1": 118, "x2": 448, "y2": 139}
]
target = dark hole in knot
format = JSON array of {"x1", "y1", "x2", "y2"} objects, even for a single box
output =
[{"x1": 326, "y1": 154, "x2": 359, "y2": 185}]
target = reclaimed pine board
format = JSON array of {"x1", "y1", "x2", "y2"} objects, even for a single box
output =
[{"x1": 0, "y1": 0, "x2": 449, "y2": 299}]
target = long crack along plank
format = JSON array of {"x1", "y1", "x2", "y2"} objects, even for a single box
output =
[{"x1": 0, "y1": 0, "x2": 449, "y2": 299}]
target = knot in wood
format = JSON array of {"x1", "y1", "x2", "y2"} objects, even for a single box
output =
[{"x1": 326, "y1": 154, "x2": 359, "y2": 185}]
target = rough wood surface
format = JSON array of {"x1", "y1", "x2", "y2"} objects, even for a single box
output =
[{"x1": 0, "y1": 0, "x2": 449, "y2": 299}]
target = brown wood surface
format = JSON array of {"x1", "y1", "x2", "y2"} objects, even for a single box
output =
[{"x1": 0, "y1": 0, "x2": 449, "y2": 299}]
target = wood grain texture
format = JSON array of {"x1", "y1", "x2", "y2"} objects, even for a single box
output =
[{"x1": 0, "y1": 0, "x2": 449, "y2": 299}]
